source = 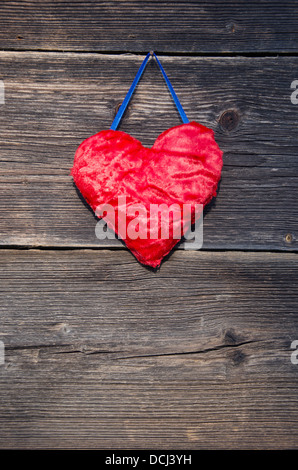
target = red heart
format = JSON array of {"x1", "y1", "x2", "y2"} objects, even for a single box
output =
[{"x1": 71, "y1": 121, "x2": 223, "y2": 267}]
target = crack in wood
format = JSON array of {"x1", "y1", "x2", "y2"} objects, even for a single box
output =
[
  {"x1": 4, "y1": 339, "x2": 258, "y2": 360},
  {"x1": 5, "y1": 343, "x2": 71, "y2": 351},
  {"x1": 112, "y1": 340, "x2": 259, "y2": 360}
]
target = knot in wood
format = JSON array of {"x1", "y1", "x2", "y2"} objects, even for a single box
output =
[{"x1": 219, "y1": 109, "x2": 239, "y2": 131}]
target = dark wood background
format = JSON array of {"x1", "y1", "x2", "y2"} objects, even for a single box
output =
[{"x1": 0, "y1": 0, "x2": 297, "y2": 450}]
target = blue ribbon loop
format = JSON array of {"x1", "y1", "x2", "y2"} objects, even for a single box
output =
[{"x1": 110, "y1": 52, "x2": 189, "y2": 131}]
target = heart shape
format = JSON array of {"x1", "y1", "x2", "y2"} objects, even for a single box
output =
[{"x1": 71, "y1": 121, "x2": 223, "y2": 267}]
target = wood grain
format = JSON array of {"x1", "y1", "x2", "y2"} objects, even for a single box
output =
[
  {"x1": 0, "y1": 52, "x2": 297, "y2": 251},
  {"x1": 0, "y1": 249, "x2": 297, "y2": 449},
  {"x1": 1, "y1": 0, "x2": 298, "y2": 450},
  {"x1": 1, "y1": 1, "x2": 298, "y2": 54}
]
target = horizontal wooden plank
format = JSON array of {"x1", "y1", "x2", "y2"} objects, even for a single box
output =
[
  {"x1": 0, "y1": 249, "x2": 297, "y2": 449},
  {"x1": 0, "y1": 52, "x2": 297, "y2": 251},
  {"x1": 1, "y1": 1, "x2": 298, "y2": 54}
]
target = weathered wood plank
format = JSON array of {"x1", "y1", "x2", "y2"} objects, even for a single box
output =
[
  {"x1": 1, "y1": 1, "x2": 298, "y2": 54},
  {"x1": 0, "y1": 249, "x2": 297, "y2": 449},
  {"x1": 0, "y1": 52, "x2": 297, "y2": 251}
]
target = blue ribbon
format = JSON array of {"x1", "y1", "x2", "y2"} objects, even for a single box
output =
[{"x1": 110, "y1": 52, "x2": 189, "y2": 131}]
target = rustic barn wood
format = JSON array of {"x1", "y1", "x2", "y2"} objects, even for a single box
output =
[
  {"x1": 0, "y1": 249, "x2": 297, "y2": 449},
  {"x1": 0, "y1": 52, "x2": 297, "y2": 251},
  {"x1": 0, "y1": 0, "x2": 298, "y2": 451},
  {"x1": 0, "y1": 1, "x2": 298, "y2": 54}
]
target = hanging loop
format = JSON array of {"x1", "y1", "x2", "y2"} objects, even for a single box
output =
[{"x1": 110, "y1": 52, "x2": 189, "y2": 131}]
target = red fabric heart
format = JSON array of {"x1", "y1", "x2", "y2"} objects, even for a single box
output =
[{"x1": 71, "y1": 121, "x2": 223, "y2": 267}]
